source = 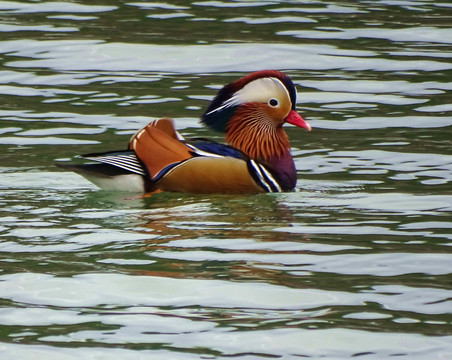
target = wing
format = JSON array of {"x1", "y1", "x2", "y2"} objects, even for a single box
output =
[
  {"x1": 129, "y1": 119, "x2": 193, "y2": 180},
  {"x1": 128, "y1": 120, "x2": 263, "y2": 193}
]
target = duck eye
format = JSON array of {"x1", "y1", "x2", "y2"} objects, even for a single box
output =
[{"x1": 268, "y1": 98, "x2": 278, "y2": 107}]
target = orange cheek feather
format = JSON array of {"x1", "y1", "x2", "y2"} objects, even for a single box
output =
[{"x1": 226, "y1": 103, "x2": 291, "y2": 160}]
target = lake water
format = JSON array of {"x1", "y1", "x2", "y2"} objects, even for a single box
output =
[{"x1": 1, "y1": 1, "x2": 452, "y2": 359}]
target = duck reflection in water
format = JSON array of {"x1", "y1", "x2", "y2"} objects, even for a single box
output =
[{"x1": 127, "y1": 193, "x2": 310, "y2": 284}]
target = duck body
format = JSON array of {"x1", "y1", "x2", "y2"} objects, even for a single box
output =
[{"x1": 58, "y1": 70, "x2": 311, "y2": 194}]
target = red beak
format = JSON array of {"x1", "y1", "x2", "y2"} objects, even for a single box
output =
[{"x1": 285, "y1": 110, "x2": 311, "y2": 131}]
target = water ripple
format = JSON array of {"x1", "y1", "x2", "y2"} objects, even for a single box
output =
[{"x1": 4, "y1": 41, "x2": 452, "y2": 73}]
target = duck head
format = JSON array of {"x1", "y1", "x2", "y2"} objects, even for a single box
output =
[{"x1": 201, "y1": 70, "x2": 310, "y2": 161}]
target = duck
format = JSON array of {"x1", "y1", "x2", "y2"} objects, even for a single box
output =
[{"x1": 58, "y1": 70, "x2": 311, "y2": 194}]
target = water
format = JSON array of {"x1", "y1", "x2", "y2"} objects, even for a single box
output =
[{"x1": 1, "y1": 1, "x2": 452, "y2": 359}]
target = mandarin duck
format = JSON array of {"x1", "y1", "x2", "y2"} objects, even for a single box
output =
[{"x1": 59, "y1": 70, "x2": 311, "y2": 194}]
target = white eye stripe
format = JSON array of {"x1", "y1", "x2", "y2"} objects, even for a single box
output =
[
  {"x1": 205, "y1": 95, "x2": 241, "y2": 116},
  {"x1": 235, "y1": 77, "x2": 290, "y2": 105},
  {"x1": 205, "y1": 77, "x2": 291, "y2": 116}
]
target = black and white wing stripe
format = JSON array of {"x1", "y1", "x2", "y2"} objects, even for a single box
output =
[
  {"x1": 83, "y1": 152, "x2": 146, "y2": 176},
  {"x1": 248, "y1": 160, "x2": 282, "y2": 193}
]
